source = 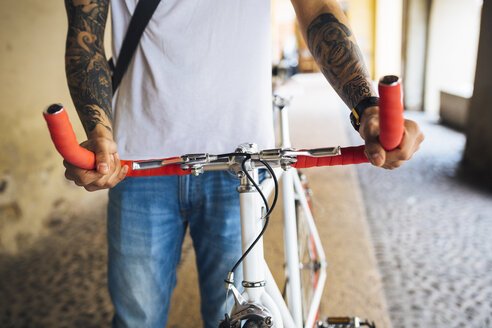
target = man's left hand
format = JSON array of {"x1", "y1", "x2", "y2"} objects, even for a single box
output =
[{"x1": 359, "y1": 106, "x2": 425, "y2": 169}]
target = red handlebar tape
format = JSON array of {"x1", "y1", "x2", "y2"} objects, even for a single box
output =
[
  {"x1": 43, "y1": 106, "x2": 96, "y2": 170},
  {"x1": 121, "y1": 160, "x2": 191, "y2": 177},
  {"x1": 293, "y1": 146, "x2": 368, "y2": 168},
  {"x1": 378, "y1": 76, "x2": 404, "y2": 151}
]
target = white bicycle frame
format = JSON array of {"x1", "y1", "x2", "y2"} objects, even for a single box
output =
[{"x1": 226, "y1": 102, "x2": 327, "y2": 328}]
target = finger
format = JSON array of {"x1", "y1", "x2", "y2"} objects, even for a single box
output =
[
  {"x1": 87, "y1": 154, "x2": 125, "y2": 190},
  {"x1": 64, "y1": 161, "x2": 76, "y2": 181},
  {"x1": 385, "y1": 144, "x2": 413, "y2": 163},
  {"x1": 63, "y1": 160, "x2": 103, "y2": 185},
  {"x1": 96, "y1": 152, "x2": 110, "y2": 175},
  {"x1": 382, "y1": 160, "x2": 404, "y2": 170},
  {"x1": 403, "y1": 120, "x2": 425, "y2": 148},
  {"x1": 396, "y1": 130, "x2": 414, "y2": 160},
  {"x1": 364, "y1": 136, "x2": 386, "y2": 167},
  {"x1": 85, "y1": 184, "x2": 101, "y2": 192},
  {"x1": 385, "y1": 120, "x2": 424, "y2": 163},
  {"x1": 94, "y1": 139, "x2": 118, "y2": 175},
  {"x1": 75, "y1": 170, "x2": 104, "y2": 186},
  {"x1": 105, "y1": 154, "x2": 127, "y2": 188},
  {"x1": 106, "y1": 164, "x2": 129, "y2": 188},
  {"x1": 109, "y1": 152, "x2": 120, "y2": 176},
  {"x1": 86, "y1": 166, "x2": 124, "y2": 191},
  {"x1": 360, "y1": 113, "x2": 386, "y2": 167},
  {"x1": 383, "y1": 133, "x2": 412, "y2": 167},
  {"x1": 365, "y1": 136, "x2": 386, "y2": 167}
]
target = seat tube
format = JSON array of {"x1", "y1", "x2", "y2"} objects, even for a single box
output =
[
  {"x1": 279, "y1": 94, "x2": 303, "y2": 326},
  {"x1": 238, "y1": 168, "x2": 266, "y2": 303},
  {"x1": 279, "y1": 105, "x2": 292, "y2": 149}
]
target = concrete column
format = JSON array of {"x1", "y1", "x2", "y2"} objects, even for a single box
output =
[
  {"x1": 463, "y1": 1, "x2": 492, "y2": 187},
  {"x1": 402, "y1": 0, "x2": 431, "y2": 111},
  {"x1": 375, "y1": 0, "x2": 403, "y2": 77}
]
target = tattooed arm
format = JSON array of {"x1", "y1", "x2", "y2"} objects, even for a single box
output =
[
  {"x1": 64, "y1": 0, "x2": 128, "y2": 191},
  {"x1": 65, "y1": 0, "x2": 112, "y2": 135},
  {"x1": 291, "y1": 0, "x2": 424, "y2": 169}
]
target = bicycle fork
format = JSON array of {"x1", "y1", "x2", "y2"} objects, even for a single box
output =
[{"x1": 220, "y1": 167, "x2": 286, "y2": 328}]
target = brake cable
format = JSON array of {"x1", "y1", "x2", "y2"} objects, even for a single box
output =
[{"x1": 227, "y1": 156, "x2": 279, "y2": 276}]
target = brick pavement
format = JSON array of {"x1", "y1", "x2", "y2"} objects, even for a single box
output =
[{"x1": 350, "y1": 112, "x2": 492, "y2": 328}]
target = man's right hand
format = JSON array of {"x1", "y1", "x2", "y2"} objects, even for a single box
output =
[{"x1": 64, "y1": 137, "x2": 128, "y2": 192}]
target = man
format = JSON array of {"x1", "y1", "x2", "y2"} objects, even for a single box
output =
[{"x1": 63, "y1": 0, "x2": 424, "y2": 327}]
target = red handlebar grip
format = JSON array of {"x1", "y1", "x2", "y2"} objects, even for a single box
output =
[
  {"x1": 293, "y1": 146, "x2": 368, "y2": 168},
  {"x1": 43, "y1": 104, "x2": 190, "y2": 175},
  {"x1": 43, "y1": 105, "x2": 96, "y2": 170},
  {"x1": 378, "y1": 76, "x2": 404, "y2": 150}
]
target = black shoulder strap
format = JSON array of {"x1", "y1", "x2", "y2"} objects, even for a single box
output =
[{"x1": 111, "y1": 0, "x2": 162, "y2": 94}]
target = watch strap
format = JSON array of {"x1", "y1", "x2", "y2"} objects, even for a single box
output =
[{"x1": 350, "y1": 96, "x2": 379, "y2": 131}]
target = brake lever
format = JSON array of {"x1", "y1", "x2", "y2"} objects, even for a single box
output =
[
  {"x1": 132, "y1": 153, "x2": 219, "y2": 171},
  {"x1": 285, "y1": 147, "x2": 341, "y2": 157},
  {"x1": 181, "y1": 153, "x2": 218, "y2": 165},
  {"x1": 131, "y1": 157, "x2": 184, "y2": 170},
  {"x1": 259, "y1": 147, "x2": 340, "y2": 160}
]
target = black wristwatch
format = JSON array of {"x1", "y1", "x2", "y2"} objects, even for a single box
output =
[{"x1": 350, "y1": 97, "x2": 379, "y2": 131}]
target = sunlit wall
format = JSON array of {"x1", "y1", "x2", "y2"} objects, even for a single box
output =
[{"x1": 425, "y1": 0, "x2": 482, "y2": 115}]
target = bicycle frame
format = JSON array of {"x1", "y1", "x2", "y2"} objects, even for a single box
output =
[{"x1": 225, "y1": 100, "x2": 327, "y2": 328}]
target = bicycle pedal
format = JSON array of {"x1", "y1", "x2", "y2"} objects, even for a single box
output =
[{"x1": 317, "y1": 317, "x2": 376, "y2": 328}]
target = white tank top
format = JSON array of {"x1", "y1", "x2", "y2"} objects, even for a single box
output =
[{"x1": 110, "y1": 0, "x2": 274, "y2": 160}]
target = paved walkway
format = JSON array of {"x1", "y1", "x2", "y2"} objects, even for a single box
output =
[{"x1": 350, "y1": 112, "x2": 492, "y2": 328}]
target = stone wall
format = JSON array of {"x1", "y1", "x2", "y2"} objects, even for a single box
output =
[
  {"x1": 0, "y1": 1, "x2": 110, "y2": 252},
  {"x1": 463, "y1": 1, "x2": 492, "y2": 187}
]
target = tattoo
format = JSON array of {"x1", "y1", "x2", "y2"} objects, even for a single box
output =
[
  {"x1": 306, "y1": 13, "x2": 376, "y2": 108},
  {"x1": 65, "y1": 0, "x2": 112, "y2": 134}
]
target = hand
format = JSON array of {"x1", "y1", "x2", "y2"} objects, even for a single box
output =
[
  {"x1": 64, "y1": 137, "x2": 129, "y2": 191},
  {"x1": 359, "y1": 106, "x2": 425, "y2": 169}
]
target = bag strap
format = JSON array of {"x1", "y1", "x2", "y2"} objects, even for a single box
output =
[{"x1": 111, "y1": 0, "x2": 162, "y2": 94}]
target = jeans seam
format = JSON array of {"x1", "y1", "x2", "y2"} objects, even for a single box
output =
[
  {"x1": 173, "y1": 221, "x2": 187, "y2": 268},
  {"x1": 180, "y1": 174, "x2": 206, "y2": 218},
  {"x1": 178, "y1": 175, "x2": 190, "y2": 213},
  {"x1": 196, "y1": 174, "x2": 204, "y2": 210}
]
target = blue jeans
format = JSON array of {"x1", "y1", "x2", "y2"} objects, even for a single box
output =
[{"x1": 107, "y1": 171, "x2": 243, "y2": 328}]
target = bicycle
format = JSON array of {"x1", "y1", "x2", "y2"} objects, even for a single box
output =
[{"x1": 43, "y1": 75, "x2": 404, "y2": 328}]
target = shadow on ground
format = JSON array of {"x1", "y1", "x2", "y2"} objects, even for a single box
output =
[{"x1": 0, "y1": 201, "x2": 113, "y2": 328}]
